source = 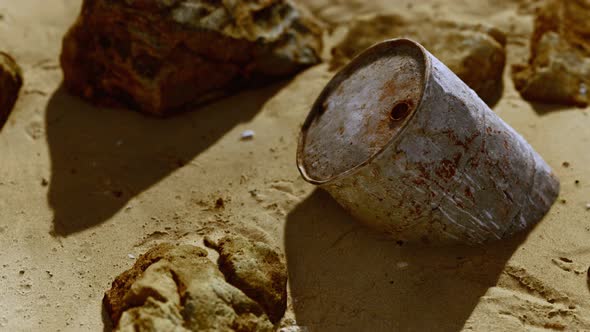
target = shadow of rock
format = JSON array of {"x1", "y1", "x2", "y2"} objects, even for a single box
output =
[
  {"x1": 46, "y1": 82, "x2": 286, "y2": 236},
  {"x1": 102, "y1": 304, "x2": 113, "y2": 332},
  {"x1": 529, "y1": 101, "x2": 576, "y2": 116},
  {"x1": 485, "y1": 79, "x2": 504, "y2": 109},
  {"x1": 285, "y1": 190, "x2": 529, "y2": 332}
]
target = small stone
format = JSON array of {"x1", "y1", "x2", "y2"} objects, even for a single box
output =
[
  {"x1": 279, "y1": 326, "x2": 308, "y2": 332},
  {"x1": 0, "y1": 52, "x2": 23, "y2": 130},
  {"x1": 214, "y1": 198, "x2": 224, "y2": 209},
  {"x1": 127, "y1": 254, "x2": 135, "y2": 260},
  {"x1": 396, "y1": 261, "x2": 409, "y2": 269},
  {"x1": 241, "y1": 130, "x2": 256, "y2": 140},
  {"x1": 512, "y1": 0, "x2": 590, "y2": 107},
  {"x1": 330, "y1": 14, "x2": 506, "y2": 105},
  {"x1": 60, "y1": 0, "x2": 323, "y2": 115}
]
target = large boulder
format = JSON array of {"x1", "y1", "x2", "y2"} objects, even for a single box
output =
[{"x1": 60, "y1": 0, "x2": 323, "y2": 116}]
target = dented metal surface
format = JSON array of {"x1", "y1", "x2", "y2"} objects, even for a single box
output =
[{"x1": 297, "y1": 39, "x2": 560, "y2": 245}]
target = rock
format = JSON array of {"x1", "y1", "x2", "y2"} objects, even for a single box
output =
[
  {"x1": 117, "y1": 297, "x2": 188, "y2": 332},
  {"x1": 205, "y1": 234, "x2": 288, "y2": 324},
  {"x1": 103, "y1": 243, "x2": 274, "y2": 332},
  {"x1": 60, "y1": 0, "x2": 323, "y2": 116},
  {"x1": 330, "y1": 14, "x2": 506, "y2": 106},
  {"x1": 512, "y1": 0, "x2": 590, "y2": 107},
  {"x1": 0, "y1": 52, "x2": 23, "y2": 129}
]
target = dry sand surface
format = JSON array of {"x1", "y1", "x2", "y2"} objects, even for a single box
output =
[{"x1": 1, "y1": 0, "x2": 589, "y2": 331}]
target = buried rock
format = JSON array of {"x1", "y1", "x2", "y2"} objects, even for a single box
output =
[
  {"x1": 330, "y1": 14, "x2": 506, "y2": 106},
  {"x1": 205, "y1": 234, "x2": 288, "y2": 324},
  {"x1": 103, "y1": 243, "x2": 276, "y2": 331},
  {"x1": 104, "y1": 238, "x2": 288, "y2": 331},
  {"x1": 512, "y1": 0, "x2": 590, "y2": 107},
  {"x1": 61, "y1": 0, "x2": 323, "y2": 116},
  {"x1": 0, "y1": 52, "x2": 23, "y2": 129}
]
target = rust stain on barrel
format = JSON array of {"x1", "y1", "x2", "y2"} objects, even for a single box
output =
[{"x1": 296, "y1": 39, "x2": 559, "y2": 245}]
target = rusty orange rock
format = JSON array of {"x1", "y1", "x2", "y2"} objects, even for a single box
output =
[{"x1": 60, "y1": 0, "x2": 323, "y2": 116}]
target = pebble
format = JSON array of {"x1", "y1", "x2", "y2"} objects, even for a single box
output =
[
  {"x1": 241, "y1": 130, "x2": 255, "y2": 140},
  {"x1": 279, "y1": 326, "x2": 308, "y2": 332},
  {"x1": 396, "y1": 261, "x2": 409, "y2": 269}
]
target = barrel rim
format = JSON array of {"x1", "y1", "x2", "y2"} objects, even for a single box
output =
[{"x1": 296, "y1": 38, "x2": 432, "y2": 185}]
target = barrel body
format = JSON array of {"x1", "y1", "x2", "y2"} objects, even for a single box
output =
[{"x1": 297, "y1": 39, "x2": 559, "y2": 245}]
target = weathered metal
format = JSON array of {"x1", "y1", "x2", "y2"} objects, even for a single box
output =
[
  {"x1": 330, "y1": 14, "x2": 507, "y2": 106},
  {"x1": 297, "y1": 39, "x2": 560, "y2": 245}
]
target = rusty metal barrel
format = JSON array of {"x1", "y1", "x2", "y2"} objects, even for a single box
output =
[{"x1": 296, "y1": 39, "x2": 559, "y2": 245}]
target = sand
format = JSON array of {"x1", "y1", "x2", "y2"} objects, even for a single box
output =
[{"x1": 0, "y1": 0, "x2": 589, "y2": 331}]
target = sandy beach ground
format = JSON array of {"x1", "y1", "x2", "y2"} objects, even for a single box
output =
[{"x1": 1, "y1": 0, "x2": 589, "y2": 331}]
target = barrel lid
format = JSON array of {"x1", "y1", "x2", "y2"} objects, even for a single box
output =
[{"x1": 297, "y1": 39, "x2": 429, "y2": 184}]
